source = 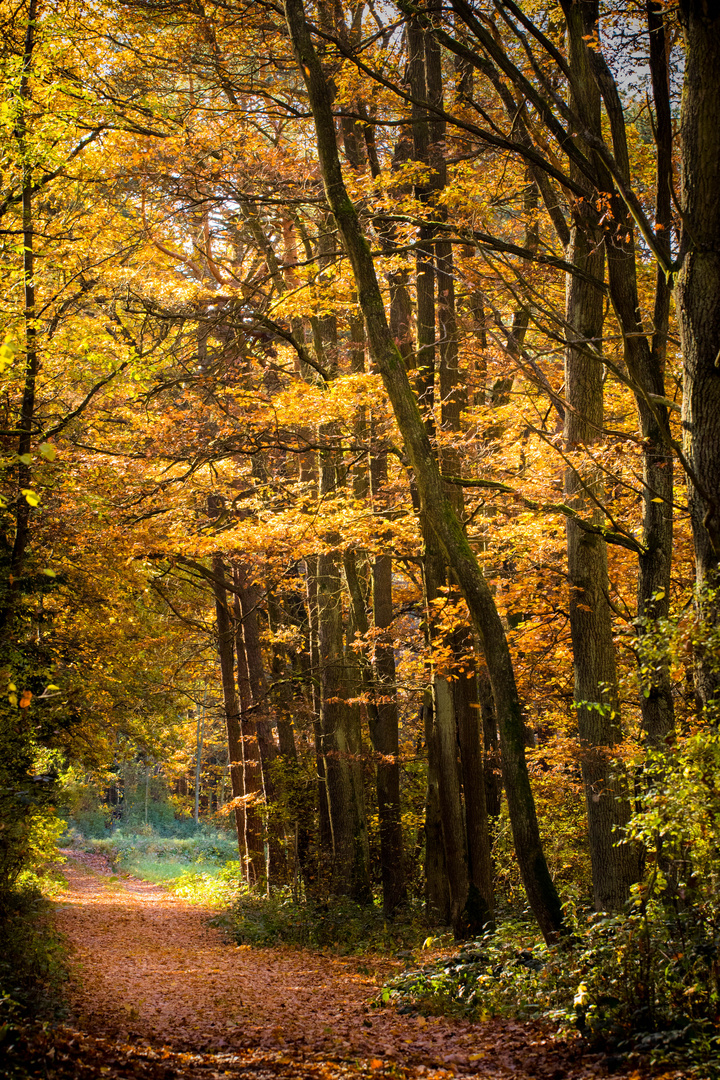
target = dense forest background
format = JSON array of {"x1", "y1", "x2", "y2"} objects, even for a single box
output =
[{"x1": 2, "y1": 0, "x2": 720, "y2": 1066}]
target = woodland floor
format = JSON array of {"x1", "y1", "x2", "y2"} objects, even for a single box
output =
[{"x1": 22, "y1": 852, "x2": 683, "y2": 1079}]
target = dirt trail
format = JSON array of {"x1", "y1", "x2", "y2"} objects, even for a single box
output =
[{"x1": 49, "y1": 852, "x2": 620, "y2": 1079}]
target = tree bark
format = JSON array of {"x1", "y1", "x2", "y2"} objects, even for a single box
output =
[
  {"x1": 1, "y1": 0, "x2": 38, "y2": 637},
  {"x1": 423, "y1": 689, "x2": 451, "y2": 922},
  {"x1": 676, "y1": 0, "x2": 720, "y2": 710},
  {"x1": 212, "y1": 554, "x2": 250, "y2": 873},
  {"x1": 563, "y1": 0, "x2": 639, "y2": 910},
  {"x1": 284, "y1": 0, "x2": 563, "y2": 942}
]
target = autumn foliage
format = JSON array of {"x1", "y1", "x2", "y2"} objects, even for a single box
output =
[{"x1": 2, "y1": 0, "x2": 720, "y2": 1057}]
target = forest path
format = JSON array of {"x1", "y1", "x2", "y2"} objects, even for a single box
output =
[{"x1": 49, "y1": 851, "x2": 615, "y2": 1080}]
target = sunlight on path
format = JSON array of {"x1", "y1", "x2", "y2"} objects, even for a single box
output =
[{"x1": 53, "y1": 852, "x2": 602, "y2": 1079}]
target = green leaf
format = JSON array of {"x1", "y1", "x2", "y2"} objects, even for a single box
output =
[
  {"x1": 18, "y1": 453, "x2": 32, "y2": 466},
  {"x1": 39, "y1": 442, "x2": 57, "y2": 461}
]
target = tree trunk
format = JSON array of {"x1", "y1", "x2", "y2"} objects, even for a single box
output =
[
  {"x1": 676, "y1": 0, "x2": 720, "y2": 710},
  {"x1": 343, "y1": 531, "x2": 407, "y2": 915},
  {"x1": 423, "y1": 689, "x2": 451, "y2": 923},
  {"x1": 454, "y1": 637, "x2": 494, "y2": 930},
  {"x1": 1, "y1": 0, "x2": 38, "y2": 637},
  {"x1": 305, "y1": 553, "x2": 332, "y2": 862},
  {"x1": 235, "y1": 563, "x2": 284, "y2": 884},
  {"x1": 232, "y1": 580, "x2": 265, "y2": 878},
  {"x1": 564, "y1": 1, "x2": 639, "y2": 911},
  {"x1": 284, "y1": 0, "x2": 563, "y2": 941},
  {"x1": 317, "y1": 545, "x2": 372, "y2": 901},
  {"x1": 212, "y1": 554, "x2": 249, "y2": 872},
  {"x1": 371, "y1": 550, "x2": 407, "y2": 915}
]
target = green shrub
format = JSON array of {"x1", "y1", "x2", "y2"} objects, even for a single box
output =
[
  {"x1": 74, "y1": 824, "x2": 238, "y2": 867},
  {"x1": 379, "y1": 921, "x2": 555, "y2": 1021},
  {"x1": 225, "y1": 890, "x2": 430, "y2": 954},
  {"x1": 0, "y1": 883, "x2": 67, "y2": 1019}
]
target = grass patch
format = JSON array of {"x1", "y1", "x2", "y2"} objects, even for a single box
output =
[
  {"x1": 119, "y1": 855, "x2": 227, "y2": 883},
  {"x1": 65, "y1": 825, "x2": 242, "y2": 906}
]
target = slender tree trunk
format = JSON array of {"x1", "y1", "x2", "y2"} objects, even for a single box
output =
[
  {"x1": 408, "y1": 16, "x2": 435, "y2": 427},
  {"x1": 421, "y1": 523, "x2": 469, "y2": 934},
  {"x1": 212, "y1": 554, "x2": 249, "y2": 872},
  {"x1": 317, "y1": 543, "x2": 371, "y2": 901},
  {"x1": 569, "y1": 0, "x2": 676, "y2": 746},
  {"x1": 232, "y1": 581, "x2": 264, "y2": 879},
  {"x1": 430, "y1": 20, "x2": 494, "y2": 930},
  {"x1": 235, "y1": 566, "x2": 278, "y2": 784},
  {"x1": 284, "y1": 0, "x2": 563, "y2": 940},
  {"x1": 305, "y1": 553, "x2": 332, "y2": 862},
  {"x1": 343, "y1": 537, "x2": 407, "y2": 915},
  {"x1": 235, "y1": 563, "x2": 283, "y2": 884},
  {"x1": 370, "y1": 551, "x2": 407, "y2": 915},
  {"x1": 478, "y1": 669, "x2": 503, "y2": 840},
  {"x1": 411, "y1": 17, "x2": 473, "y2": 934},
  {"x1": 423, "y1": 689, "x2": 451, "y2": 922},
  {"x1": 454, "y1": 636, "x2": 494, "y2": 930}
]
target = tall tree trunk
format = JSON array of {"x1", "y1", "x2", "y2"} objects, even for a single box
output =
[
  {"x1": 454, "y1": 634, "x2": 494, "y2": 930},
  {"x1": 676, "y1": 0, "x2": 720, "y2": 710},
  {"x1": 422, "y1": 529, "x2": 470, "y2": 933},
  {"x1": 408, "y1": 16, "x2": 435, "y2": 427},
  {"x1": 316, "y1": 408, "x2": 371, "y2": 901},
  {"x1": 2, "y1": 0, "x2": 38, "y2": 637},
  {"x1": 343, "y1": 536, "x2": 407, "y2": 915},
  {"x1": 371, "y1": 549, "x2": 407, "y2": 915},
  {"x1": 267, "y1": 590, "x2": 313, "y2": 885},
  {"x1": 568, "y1": 0, "x2": 676, "y2": 746},
  {"x1": 411, "y1": 16, "x2": 473, "y2": 934},
  {"x1": 563, "y1": 1, "x2": 638, "y2": 911},
  {"x1": 235, "y1": 563, "x2": 284, "y2": 884},
  {"x1": 423, "y1": 689, "x2": 451, "y2": 922},
  {"x1": 317, "y1": 543, "x2": 371, "y2": 901},
  {"x1": 305, "y1": 553, "x2": 332, "y2": 863},
  {"x1": 212, "y1": 554, "x2": 249, "y2": 873},
  {"x1": 232, "y1": 581, "x2": 264, "y2": 880},
  {"x1": 284, "y1": 0, "x2": 563, "y2": 941},
  {"x1": 429, "y1": 15, "x2": 494, "y2": 930}
]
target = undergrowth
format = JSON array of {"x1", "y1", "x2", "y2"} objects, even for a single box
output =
[
  {"x1": 223, "y1": 891, "x2": 433, "y2": 955},
  {"x1": 65, "y1": 823, "x2": 238, "y2": 867},
  {"x1": 379, "y1": 905, "x2": 720, "y2": 1078},
  {"x1": 65, "y1": 825, "x2": 242, "y2": 904},
  {"x1": 0, "y1": 882, "x2": 68, "y2": 1074}
]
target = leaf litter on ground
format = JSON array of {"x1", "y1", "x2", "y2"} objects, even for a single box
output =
[{"x1": 6, "y1": 851, "x2": 693, "y2": 1080}]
